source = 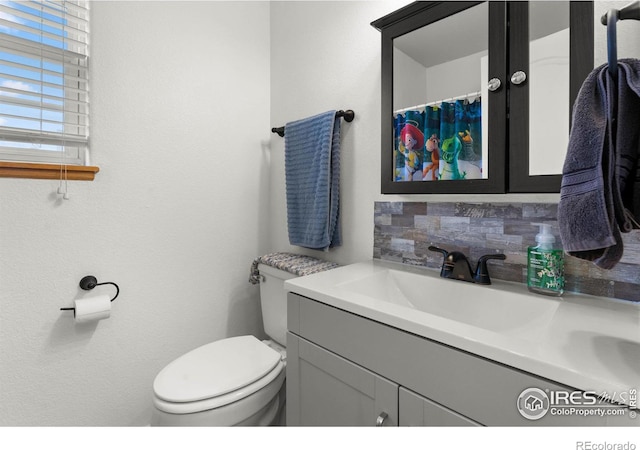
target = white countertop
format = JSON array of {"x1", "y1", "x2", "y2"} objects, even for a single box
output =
[{"x1": 284, "y1": 259, "x2": 640, "y2": 406}]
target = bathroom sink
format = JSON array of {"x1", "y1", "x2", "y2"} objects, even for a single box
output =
[
  {"x1": 336, "y1": 268, "x2": 559, "y2": 335},
  {"x1": 285, "y1": 260, "x2": 640, "y2": 402}
]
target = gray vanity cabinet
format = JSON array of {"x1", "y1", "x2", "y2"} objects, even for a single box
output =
[
  {"x1": 286, "y1": 334, "x2": 398, "y2": 426},
  {"x1": 287, "y1": 293, "x2": 635, "y2": 427},
  {"x1": 287, "y1": 332, "x2": 480, "y2": 427}
]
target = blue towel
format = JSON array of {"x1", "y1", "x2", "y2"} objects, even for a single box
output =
[
  {"x1": 558, "y1": 59, "x2": 640, "y2": 269},
  {"x1": 284, "y1": 110, "x2": 341, "y2": 250}
]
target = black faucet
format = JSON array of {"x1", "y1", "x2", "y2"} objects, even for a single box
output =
[{"x1": 428, "y1": 246, "x2": 506, "y2": 285}]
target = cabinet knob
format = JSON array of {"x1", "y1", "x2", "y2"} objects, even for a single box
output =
[
  {"x1": 487, "y1": 77, "x2": 502, "y2": 92},
  {"x1": 375, "y1": 411, "x2": 389, "y2": 426},
  {"x1": 510, "y1": 70, "x2": 527, "y2": 85}
]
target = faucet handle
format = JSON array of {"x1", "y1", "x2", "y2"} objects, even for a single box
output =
[
  {"x1": 428, "y1": 246, "x2": 450, "y2": 278},
  {"x1": 428, "y1": 245, "x2": 449, "y2": 257},
  {"x1": 474, "y1": 253, "x2": 506, "y2": 285}
]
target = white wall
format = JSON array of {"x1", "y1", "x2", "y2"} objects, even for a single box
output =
[
  {"x1": 393, "y1": 48, "x2": 427, "y2": 111},
  {"x1": 269, "y1": 0, "x2": 412, "y2": 266},
  {"x1": 0, "y1": 1, "x2": 270, "y2": 426},
  {"x1": 424, "y1": 50, "x2": 486, "y2": 103}
]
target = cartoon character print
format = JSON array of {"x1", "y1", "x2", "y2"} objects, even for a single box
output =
[
  {"x1": 459, "y1": 129, "x2": 472, "y2": 146},
  {"x1": 458, "y1": 129, "x2": 477, "y2": 162},
  {"x1": 440, "y1": 135, "x2": 466, "y2": 180},
  {"x1": 422, "y1": 134, "x2": 440, "y2": 181},
  {"x1": 397, "y1": 123, "x2": 423, "y2": 181}
]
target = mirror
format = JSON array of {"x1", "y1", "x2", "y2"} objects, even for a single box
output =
[
  {"x1": 528, "y1": 1, "x2": 570, "y2": 176},
  {"x1": 392, "y1": 3, "x2": 489, "y2": 184}
]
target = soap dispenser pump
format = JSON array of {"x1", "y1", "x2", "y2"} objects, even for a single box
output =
[{"x1": 527, "y1": 223, "x2": 564, "y2": 296}]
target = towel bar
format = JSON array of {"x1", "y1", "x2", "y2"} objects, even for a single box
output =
[{"x1": 271, "y1": 109, "x2": 355, "y2": 137}]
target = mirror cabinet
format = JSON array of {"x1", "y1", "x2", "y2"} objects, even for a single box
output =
[{"x1": 372, "y1": 1, "x2": 593, "y2": 194}]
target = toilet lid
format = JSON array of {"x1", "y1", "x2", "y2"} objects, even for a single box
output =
[{"x1": 153, "y1": 335, "x2": 281, "y2": 403}]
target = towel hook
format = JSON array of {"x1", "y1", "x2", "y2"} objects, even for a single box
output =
[
  {"x1": 605, "y1": 8, "x2": 619, "y2": 80},
  {"x1": 60, "y1": 275, "x2": 120, "y2": 313},
  {"x1": 601, "y1": 1, "x2": 640, "y2": 24},
  {"x1": 601, "y1": 2, "x2": 640, "y2": 80}
]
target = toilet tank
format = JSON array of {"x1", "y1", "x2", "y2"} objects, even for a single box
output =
[{"x1": 258, "y1": 264, "x2": 298, "y2": 347}]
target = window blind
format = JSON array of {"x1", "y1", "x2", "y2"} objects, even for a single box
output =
[{"x1": 0, "y1": 0, "x2": 89, "y2": 165}]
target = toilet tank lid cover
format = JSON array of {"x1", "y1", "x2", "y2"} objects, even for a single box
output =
[{"x1": 153, "y1": 335, "x2": 281, "y2": 403}]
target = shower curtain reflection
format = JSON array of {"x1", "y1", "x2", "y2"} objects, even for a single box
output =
[{"x1": 393, "y1": 97, "x2": 483, "y2": 182}]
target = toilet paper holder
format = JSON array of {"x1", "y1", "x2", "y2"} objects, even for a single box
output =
[{"x1": 60, "y1": 275, "x2": 120, "y2": 313}]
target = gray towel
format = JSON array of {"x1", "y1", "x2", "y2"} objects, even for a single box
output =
[
  {"x1": 248, "y1": 252, "x2": 340, "y2": 284},
  {"x1": 558, "y1": 59, "x2": 640, "y2": 269},
  {"x1": 284, "y1": 110, "x2": 341, "y2": 250}
]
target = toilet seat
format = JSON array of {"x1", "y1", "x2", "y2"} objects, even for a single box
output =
[
  {"x1": 153, "y1": 335, "x2": 285, "y2": 415},
  {"x1": 151, "y1": 368, "x2": 285, "y2": 425}
]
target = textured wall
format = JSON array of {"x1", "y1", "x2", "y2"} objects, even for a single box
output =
[
  {"x1": 374, "y1": 202, "x2": 640, "y2": 302},
  {"x1": 0, "y1": 2, "x2": 271, "y2": 426},
  {"x1": 268, "y1": 0, "x2": 412, "y2": 265}
]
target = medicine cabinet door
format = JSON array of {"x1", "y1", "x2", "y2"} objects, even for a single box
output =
[
  {"x1": 373, "y1": 1, "x2": 508, "y2": 195},
  {"x1": 508, "y1": 1, "x2": 593, "y2": 192}
]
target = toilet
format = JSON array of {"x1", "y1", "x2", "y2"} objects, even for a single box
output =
[{"x1": 150, "y1": 263, "x2": 297, "y2": 426}]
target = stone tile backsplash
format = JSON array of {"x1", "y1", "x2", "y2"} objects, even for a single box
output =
[{"x1": 374, "y1": 202, "x2": 640, "y2": 302}]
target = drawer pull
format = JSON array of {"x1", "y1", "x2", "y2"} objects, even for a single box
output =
[{"x1": 376, "y1": 412, "x2": 389, "y2": 427}]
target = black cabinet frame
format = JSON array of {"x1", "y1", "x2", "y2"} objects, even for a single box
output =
[{"x1": 372, "y1": 1, "x2": 593, "y2": 195}]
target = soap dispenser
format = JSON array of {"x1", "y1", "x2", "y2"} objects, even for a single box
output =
[{"x1": 527, "y1": 223, "x2": 564, "y2": 296}]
